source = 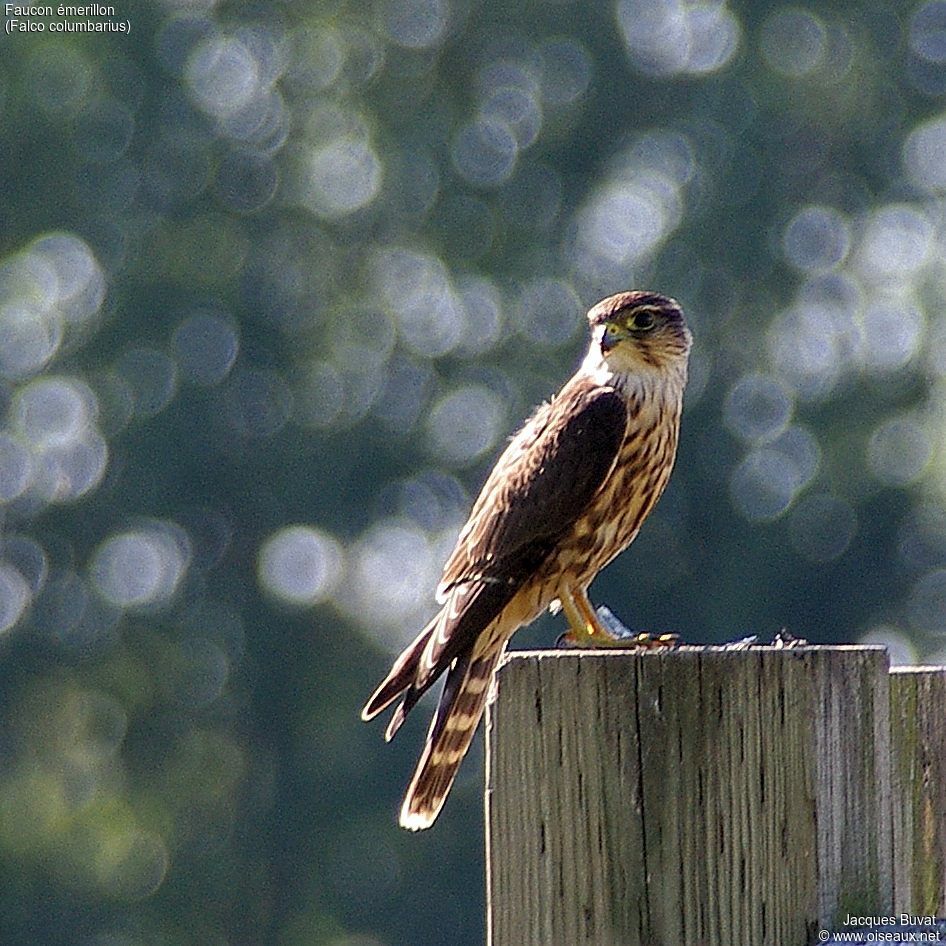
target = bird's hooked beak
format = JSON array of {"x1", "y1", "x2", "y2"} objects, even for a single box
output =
[{"x1": 600, "y1": 324, "x2": 622, "y2": 355}]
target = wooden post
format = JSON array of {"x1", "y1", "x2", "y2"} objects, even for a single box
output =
[
  {"x1": 485, "y1": 646, "x2": 895, "y2": 946},
  {"x1": 890, "y1": 666, "x2": 946, "y2": 916}
]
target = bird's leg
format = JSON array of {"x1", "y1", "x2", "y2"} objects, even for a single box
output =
[
  {"x1": 558, "y1": 585, "x2": 679, "y2": 649},
  {"x1": 559, "y1": 585, "x2": 623, "y2": 645}
]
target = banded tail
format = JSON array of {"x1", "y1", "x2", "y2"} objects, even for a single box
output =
[
  {"x1": 398, "y1": 642, "x2": 504, "y2": 830},
  {"x1": 362, "y1": 581, "x2": 515, "y2": 830}
]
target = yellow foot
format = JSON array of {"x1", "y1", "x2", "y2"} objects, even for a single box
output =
[
  {"x1": 557, "y1": 627, "x2": 679, "y2": 649},
  {"x1": 557, "y1": 587, "x2": 680, "y2": 649}
]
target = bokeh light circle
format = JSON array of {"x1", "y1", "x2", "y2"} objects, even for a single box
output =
[
  {"x1": 13, "y1": 377, "x2": 95, "y2": 447},
  {"x1": 0, "y1": 434, "x2": 33, "y2": 502},
  {"x1": 382, "y1": 0, "x2": 450, "y2": 49},
  {"x1": 759, "y1": 9, "x2": 827, "y2": 77},
  {"x1": 517, "y1": 279, "x2": 581, "y2": 348},
  {"x1": 788, "y1": 494, "x2": 857, "y2": 563},
  {"x1": 426, "y1": 385, "x2": 505, "y2": 467},
  {"x1": 0, "y1": 563, "x2": 32, "y2": 633},
  {"x1": 336, "y1": 519, "x2": 442, "y2": 644},
  {"x1": 867, "y1": 417, "x2": 931, "y2": 487},
  {"x1": 93, "y1": 830, "x2": 169, "y2": 902},
  {"x1": 185, "y1": 35, "x2": 261, "y2": 120},
  {"x1": 258, "y1": 526, "x2": 345, "y2": 605},
  {"x1": 451, "y1": 119, "x2": 518, "y2": 188},
  {"x1": 617, "y1": 0, "x2": 741, "y2": 77},
  {"x1": 723, "y1": 374, "x2": 793, "y2": 443},
  {"x1": 304, "y1": 135, "x2": 383, "y2": 218},
  {"x1": 911, "y1": 2, "x2": 946, "y2": 64},
  {"x1": 171, "y1": 311, "x2": 240, "y2": 386},
  {"x1": 857, "y1": 205, "x2": 934, "y2": 280},
  {"x1": 91, "y1": 523, "x2": 191, "y2": 609},
  {"x1": 904, "y1": 113, "x2": 946, "y2": 191},
  {"x1": 909, "y1": 568, "x2": 946, "y2": 636},
  {"x1": 0, "y1": 303, "x2": 63, "y2": 379},
  {"x1": 782, "y1": 206, "x2": 850, "y2": 273},
  {"x1": 730, "y1": 447, "x2": 802, "y2": 522}
]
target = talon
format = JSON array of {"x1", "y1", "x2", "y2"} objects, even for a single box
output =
[
  {"x1": 556, "y1": 585, "x2": 682, "y2": 650},
  {"x1": 628, "y1": 631, "x2": 679, "y2": 650},
  {"x1": 774, "y1": 628, "x2": 806, "y2": 648}
]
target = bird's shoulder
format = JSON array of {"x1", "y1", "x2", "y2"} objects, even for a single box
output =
[
  {"x1": 437, "y1": 373, "x2": 630, "y2": 598},
  {"x1": 508, "y1": 373, "x2": 631, "y2": 471}
]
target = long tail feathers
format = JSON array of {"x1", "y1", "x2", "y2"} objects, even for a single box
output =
[
  {"x1": 361, "y1": 611, "x2": 446, "y2": 743},
  {"x1": 399, "y1": 642, "x2": 505, "y2": 831},
  {"x1": 362, "y1": 581, "x2": 515, "y2": 741},
  {"x1": 361, "y1": 617, "x2": 438, "y2": 724},
  {"x1": 362, "y1": 581, "x2": 517, "y2": 829}
]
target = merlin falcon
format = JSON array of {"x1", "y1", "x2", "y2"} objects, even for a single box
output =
[{"x1": 362, "y1": 290, "x2": 692, "y2": 830}]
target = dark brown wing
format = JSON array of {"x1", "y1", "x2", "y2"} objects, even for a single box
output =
[
  {"x1": 363, "y1": 377, "x2": 628, "y2": 748},
  {"x1": 438, "y1": 376, "x2": 628, "y2": 599},
  {"x1": 390, "y1": 378, "x2": 628, "y2": 727}
]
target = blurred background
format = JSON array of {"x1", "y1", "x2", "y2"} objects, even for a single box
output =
[{"x1": 1, "y1": 0, "x2": 945, "y2": 942}]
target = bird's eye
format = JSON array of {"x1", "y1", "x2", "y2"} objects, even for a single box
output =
[
  {"x1": 605, "y1": 323, "x2": 621, "y2": 336},
  {"x1": 630, "y1": 310, "x2": 656, "y2": 331}
]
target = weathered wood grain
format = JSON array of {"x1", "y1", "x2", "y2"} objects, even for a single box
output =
[
  {"x1": 485, "y1": 646, "x2": 892, "y2": 946},
  {"x1": 890, "y1": 666, "x2": 946, "y2": 916}
]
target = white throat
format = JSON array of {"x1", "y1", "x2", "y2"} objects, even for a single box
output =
[{"x1": 579, "y1": 337, "x2": 688, "y2": 408}]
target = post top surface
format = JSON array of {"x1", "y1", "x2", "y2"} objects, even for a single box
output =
[
  {"x1": 502, "y1": 643, "x2": 888, "y2": 658},
  {"x1": 497, "y1": 644, "x2": 897, "y2": 672}
]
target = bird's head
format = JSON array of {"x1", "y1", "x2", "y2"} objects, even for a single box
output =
[{"x1": 586, "y1": 291, "x2": 691, "y2": 374}]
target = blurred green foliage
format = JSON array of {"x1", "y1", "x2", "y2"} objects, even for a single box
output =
[{"x1": 1, "y1": 0, "x2": 946, "y2": 943}]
